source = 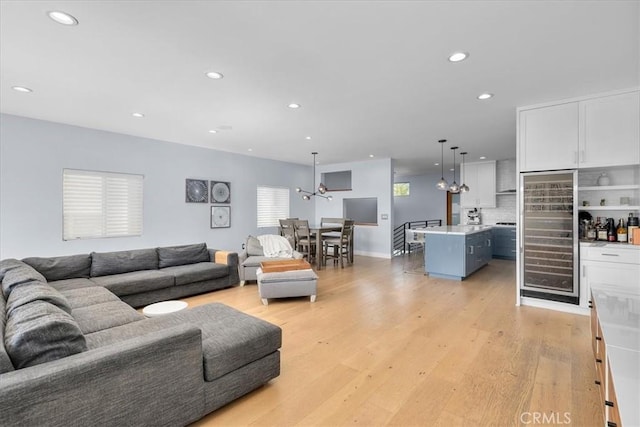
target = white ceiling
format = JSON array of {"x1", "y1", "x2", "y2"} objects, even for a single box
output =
[{"x1": 1, "y1": 1, "x2": 638, "y2": 175}]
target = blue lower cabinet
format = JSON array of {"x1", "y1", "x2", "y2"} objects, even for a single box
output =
[
  {"x1": 491, "y1": 227, "x2": 516, "y2": 260},
  {"x1": 425, "y1": 230, "x2": 492, "y2": 280}
]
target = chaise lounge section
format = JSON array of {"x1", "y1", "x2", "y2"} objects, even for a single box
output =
[{"x1": 0, "y1": 244, "x2": 282, "y2": 426}]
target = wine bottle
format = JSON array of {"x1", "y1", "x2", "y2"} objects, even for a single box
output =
[
  {"x1": 597, "y1": 217, "x2": 608, "y2": 241},
  {"x1": 617, "y1": 218, "x2": 627, "y2": 243},
  {"x1": 607, "y1": 218, "x2": 617, "y2": 242}
]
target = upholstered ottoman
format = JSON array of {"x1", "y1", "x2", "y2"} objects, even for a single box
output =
[{"x1": 256, "y1": 268, "x2": 318, "y2": 305}]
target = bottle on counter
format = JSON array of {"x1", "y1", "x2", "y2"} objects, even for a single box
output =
[
  {"x1": 607, "y1": 218, "x2": 617, "y2": 242},
  {"x1": 596, "y1": 217, "x2": 608, "y2": 241},
  {"x1": 628, "y1": 213, "x2": 639, "y2": 245},
  {"x1": 586, "y1": 220, "x2": 596, "y2": 240},
  {"x1": 617, "y1": 218, "x2": 627, "y2": 243}
]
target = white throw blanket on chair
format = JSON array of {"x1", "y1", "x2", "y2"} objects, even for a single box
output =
[{"x1": 257, "y1": 234, "x2": 294, "y2": 258}]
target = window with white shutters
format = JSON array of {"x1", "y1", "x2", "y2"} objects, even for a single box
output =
[
  {"x1": 63, "y1": 169, "x2": 143, "y2": 240},
  {"x1": 257, "y1": 186, "x2": 290, "y2": 228}
]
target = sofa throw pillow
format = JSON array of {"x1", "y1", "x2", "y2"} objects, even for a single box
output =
[
  {"x1": 246, "y1": 236, "x2": 264, "y2": 256},
  {"x1": 2, "y1": 263, "x2": 47, "y2": 299},
  {"x1": 6, "y1": 282, "x2": 72, "y2": 316},
  {"x1": 23, "y1": 254, "x2": 92, "y2": 281},
  {"x1": 90, "y1": 248, "x2": 159, "y2": 277},
  {"x1": 157, "y1": 243, "x2": 210, "y2": 268},
  {"x1": 4, "y1": 300, "x2": 87, "y2": 369}
]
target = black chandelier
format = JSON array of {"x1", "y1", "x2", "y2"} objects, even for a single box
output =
[{"x1": 296, "y1": 152, "x2": 332, "y2": 201}]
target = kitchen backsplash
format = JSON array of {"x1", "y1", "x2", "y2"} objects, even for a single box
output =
[{"x1": 479, "y1": 159, "x2": 517, "y2": 224}]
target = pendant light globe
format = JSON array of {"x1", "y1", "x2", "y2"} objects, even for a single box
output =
[
  {"x1": 459, "y1": 151, "x2": 470, "y2": 193},
  {"x1": 449, "y1": 146, "x2": 460, "y2": 194},
  {"x1": 436, "y1": 139, "x2": 449, "y2": 190}
]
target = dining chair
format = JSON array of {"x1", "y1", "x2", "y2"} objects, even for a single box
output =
[
  {"x1": 278, "y1": 219, "x2": 297, "y2": 248},
  {"x1": 323, "y1": 219, "x2": 355, "y2": 268},
  {"x1": 293, "y1": 220, "x2": 316, "y2": 262},
  {"x1": 320, "y1": 217, "x2": 345, "y2": 239}
]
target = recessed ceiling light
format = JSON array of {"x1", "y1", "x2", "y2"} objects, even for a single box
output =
[
  {"x1": 248, "y1": 148, "x2": 253, "y2": 152},
  {"x1": 205, "y1": 71, "x2": 224, "y2": 79},
  {"x1": 369, "y1": 154, "x2": 375, "y2": 158},
  {"x1": 305, "y1": 136, "x2": 312, "y2": 140},
  {"x1": 448, "y1": 52, "x2": 468, "y2": 62},
  {"x1": 477, "y1": 93, "x2": 493, "y2": 100},
  {"x1": 434, "y1": 163, "x2": 439, "y2": 166},
  {"x1": 12, "y1": 86, "x2": 32, "y2": 93},
  {"x1": 47, "y1": 11, "x2": 78, "y2": 26},
  {"x1": 208, "y1": 130, "x2": 218, "y2": 134},
  {"x1": 288, "y1": 103, "x2": 301, "y2": 109},
  {"x1": 132, "y1": 112, "x2": 145, "y2": 118},
  {"x1": 450, "y1": 168, "x2": 455, "y2": 171},
  {"x1": 479, "y1": 156, "x2": 487, "y2": 160}
]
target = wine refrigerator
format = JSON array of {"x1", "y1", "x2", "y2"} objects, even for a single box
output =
[{"x1": 519, "y1": 170, "x2": 579, "y2": 304}]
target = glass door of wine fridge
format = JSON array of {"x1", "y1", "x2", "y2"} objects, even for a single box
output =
[{"x1": 520, "y1": 170, "x2": 578, "y2": 303}]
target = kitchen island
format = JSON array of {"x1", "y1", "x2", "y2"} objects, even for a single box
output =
[{"x1": 411, "y1": 225, "x2": 493, "y2": 280}]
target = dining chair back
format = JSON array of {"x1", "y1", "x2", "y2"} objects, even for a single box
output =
[
  {"x1": 279, "y1": 219, "x2": 297, "y2": 248},
  {"x1": 323, "y1": 219, "x2": 355, "y2": 268},
  {"x1": 293, "y1": 220, "x2": 317, "y2": 262}
]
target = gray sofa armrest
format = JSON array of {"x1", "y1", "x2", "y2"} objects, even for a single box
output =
[
  {"x1": 0, "y1": 324, "x2": 205, "y2": 427},
  {"x1": 208, "y1": 249, "x2": 240, "y2": 285}
]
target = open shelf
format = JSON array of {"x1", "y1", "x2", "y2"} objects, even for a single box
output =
[
  {"x1": 578, "y1": 205, "x2": 640, "y2": 211},
  {"x1": 579, "y1": 184, "x2": 639, "y2": 191}
]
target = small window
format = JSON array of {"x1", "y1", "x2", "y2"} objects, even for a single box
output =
[
  {"x1": 394, "y1": 182, "x2": 410, "y2": 196},
  {"x1": 63, "y1": 169, "x2": 143, "y2": 240},
  {"x1": 257, "y1": 186, "x2": 290, "y2": 227}
]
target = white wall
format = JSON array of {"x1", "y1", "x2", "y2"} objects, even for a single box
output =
[
  {"x1": 314, "y1": 158, "x2": 394, "y2": 258},
  {"x1": 393, "y1": 172, "x2": 447, "y2": 227},
  {"x1": 0, "y1": 114, "x2": 314, "y2": 258}
]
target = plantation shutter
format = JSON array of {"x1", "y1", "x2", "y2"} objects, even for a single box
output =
[{"x1": 63, "y1": 169, "x2": 143, "y2": 240}]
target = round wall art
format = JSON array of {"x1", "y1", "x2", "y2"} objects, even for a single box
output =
[{"x1": 210, "y1": 181, "x2": 231, "y2": 204}]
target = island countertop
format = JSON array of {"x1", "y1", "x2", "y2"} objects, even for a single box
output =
[{"x1": 410, "y1": 225, "x2": 494, "y2": 236}]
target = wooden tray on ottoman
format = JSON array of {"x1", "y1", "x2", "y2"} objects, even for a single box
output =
[{"x1": 260, "y1": 259, "x2": 311, "y2": 273}]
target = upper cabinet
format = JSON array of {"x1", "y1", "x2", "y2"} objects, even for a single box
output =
[
  {"x1": 460, "y1": 161, "x2": 496, "y2": 208},
  {"x1": 580, "y1": 92, "x2": 640, "y2": 168},
  {"x1": 518, "y1": 90, "x2": 640, "y2": 172}
]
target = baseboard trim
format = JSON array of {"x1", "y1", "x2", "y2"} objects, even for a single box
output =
[{"x1": 520, "y1": 297, "x2": 590, "y2": 316}]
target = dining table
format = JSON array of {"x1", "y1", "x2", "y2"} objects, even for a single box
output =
[{"x1": 308, "y1": 225, "x2": 343, "y2": 269}]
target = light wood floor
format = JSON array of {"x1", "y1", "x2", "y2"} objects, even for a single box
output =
[{"x1": 186, "y1": 255, "x2": 603, "y2": 427}]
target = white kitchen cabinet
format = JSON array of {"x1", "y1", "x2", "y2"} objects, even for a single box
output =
[
  {"x1": 579, "y1": 243, "x2": 640, "y2": 308},
  {"x1": 518, "y1": 89, "x2": 640, "y2": 172},
  {"x1": 519, "y1": 102, "x2": 579, "y2": 172},
  {"x1": 580, "y1": 91, "x2": 640, "y2": 168},
  {"x1": 460, "y1": 161, "x2": 496, "y2": 208}
]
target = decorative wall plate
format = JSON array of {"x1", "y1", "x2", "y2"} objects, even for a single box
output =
[
  {"x1": 210, "y1": 181, "x2": 231, "y2": 204},
  {"x1": 186, "y1": 179, "x2": 208, "y2": 203},
  {"x1": 211, "y1": 205, "x2": 231, "y2": 228}
]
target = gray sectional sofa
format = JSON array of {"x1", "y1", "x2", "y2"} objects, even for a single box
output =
[{"x1": 0, "y1": 243, "x2": 282, "y2": 426}]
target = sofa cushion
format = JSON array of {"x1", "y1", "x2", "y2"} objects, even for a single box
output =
[
  {"x1": 4, "y1": 300, "x2": 87, "y2": 369},
  {"x1": 0, "y1": 295, "x2": 15, "y2": 373},
  {"x1": 1, "y1": 262, "x2": 46, "y2": 298},
  {"x1": 246, "y1": 236, "x2": 264, "y2": 256},
  {"x1": 59, "y1": 286, "x2": 121, "y2": 309},
  {"x1": 48, "y1": 278, "x2": 96, "y2": 292},
  {"x1": 6, "y1": 282, "x2": 72, "y2": 316},
  {"x1": 0, "y1": 258, "x2": 25, "y2": 281},
  {"x1": 84, "y1": 303, "x2": 281, "y2": 381},
  {"x1": 71, "y1": 301, "x2": 144, "y2": 334},
  {"x1": 90, "y1": 248, "x2": 159, "y2": 277},
  {"x1": 89, "y1": 270, "x2": 174, "y2": 297},
  {"x1": 22, "y1": 254, "x2": 92, "y2": 281},
  {"x1": 161, "y1": 262, "x2": 229, "y2": 286},
  {"x1": 157, "y1": 243, "x2": 210, "y2": 268}
]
